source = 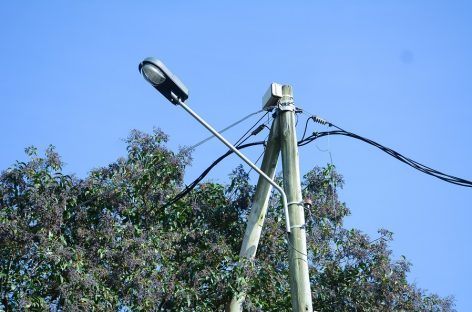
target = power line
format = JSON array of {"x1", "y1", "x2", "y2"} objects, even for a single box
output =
[
  {"x1": 161, "y1": 141, "x2": 266, "y2": 209},
  {"x1": 299, "y1": 124, "x2": 472, "y2": 187},
  {"x1": 162, "y1": 111, "x2": 272, "y2": 209},
  {"x1": 161, "y1": 113, "x2": 274, "y2": 209},
  {"x1": 161, "y1": 113, "x2": 472, "y2": 213},
  {"x1": 70, "y1": 111, "x2": 271, "y2": 212},
  {"x1": 233, "y1": 112, "x2": 270, "y2": 147},
  {"x1": 189, "y1": 109, "x2": 266, "y2": 150}
]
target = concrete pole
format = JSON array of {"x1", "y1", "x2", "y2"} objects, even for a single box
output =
[
  {"x1": 279, "y1": 85, "x2": 313, "y2": 312},
  {"x1": 228, "y1": 115, "x2": 281, "y2": 311}
]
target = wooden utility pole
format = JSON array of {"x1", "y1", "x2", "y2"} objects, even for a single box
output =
[
  {"x1": 229, "y1": 84, "x2": 313, "y2": 312},
  {"x1": 228, "y1": 115, "x2": 281, "y2": 311},
  {"x1": 279, "y1": 85, "x2": 313, "y2": 312}
]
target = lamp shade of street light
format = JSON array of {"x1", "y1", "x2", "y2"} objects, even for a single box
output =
[
  {"x1": 139, "y1": 57, "x2": 189, "y2": 104},
  {"x1": 141, "y1": 64, "x2": 166, "y2": 86}
]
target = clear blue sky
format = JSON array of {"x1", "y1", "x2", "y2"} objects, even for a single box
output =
[{"x1": 1, "y1": 1, "x2": 471, "y2": 310}]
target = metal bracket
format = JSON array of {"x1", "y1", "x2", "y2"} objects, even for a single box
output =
[
  {"x1": 277, "y1": 96, "x2": 296, "y2": 112},
  {"x1": 287, "y1": 202, "x2": 306, "y2": 230},
  {"x1": 290, "y1": 224, "x2": 306, "y2": 230},
  {"x1": 278, "y1": 101, "x2": 296, "y2": 112}
]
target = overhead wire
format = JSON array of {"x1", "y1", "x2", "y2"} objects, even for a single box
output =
[
  {"x1": 189, "y1": 109, "x2": 266, "y2": 150},
  {"x1": 70, "y1": 109, "x2": 472, "y2": 256},
  {"x1": 158, "y1": 110, "x2": 472, "y2": 229},
  {"x1": 299, "y1": 117, "x2": 472, "y2": 187},
  {"x1": 233, "y1": 111, "x2": 269, "y2": 147},
  {"x1": 161, "y1": 112, "x2": 272, "y2": 209},
  {"x1": 160, "y1": 140, "x2": 267, "y2": 209},
  {"x1": 70, "y1": 110, "x2": 270, "y2": 212},
  {"x1": 155, "y1": 110, "x2": 472, "y2": 257}
]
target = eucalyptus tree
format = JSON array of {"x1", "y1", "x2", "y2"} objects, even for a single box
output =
[{"x1": 0, "y1": 130, "x2": 454, "y2": 311}]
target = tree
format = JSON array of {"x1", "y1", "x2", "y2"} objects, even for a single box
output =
[{"x1": 0, "y1": 129, "x2": 455, "y2": 311}]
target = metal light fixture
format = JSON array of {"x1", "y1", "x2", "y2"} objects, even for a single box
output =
[
  {"x1": 139, "y1": 57, "x2": 291, "y2": 232},
  {"x1": 139, "y1": 57, "x2": 189, "y2": 104}
]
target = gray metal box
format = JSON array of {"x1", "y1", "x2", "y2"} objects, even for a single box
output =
[{"x1": 262, "y1": 83, "x2": 283, "y2": 111}]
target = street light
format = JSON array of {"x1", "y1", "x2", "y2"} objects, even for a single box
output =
[
  {"x1": 139, "y1": 57, "x2": 291, "y2": 233},
  {"x1": 139, "y1": 57, "x2": 189, "y2": 104}
]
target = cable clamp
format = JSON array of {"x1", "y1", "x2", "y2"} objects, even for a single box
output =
[
  {"x1": 290, "y1": 223, "x2": 306, "y2": 230},
  {"x1": 287, "y1": 201, "x2": 304, "y2": 206},
  {"x1": 279, "y1": 106, "x2": 295, "y2": 112},
  {"x1": 277, "y1": 99, "x2": 295, "y2": 112}
]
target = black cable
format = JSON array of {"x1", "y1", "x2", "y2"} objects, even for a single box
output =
[
  {"x1": 300, "y1": 129, "x2": 472, "y2": 187},
  {"x1": 300, "y1": 116, "x2": 313, "y2": 142},
  {"x1": 164, "y1": 113, "x2": 472, "y2": 212},
  {"x1": 233, "y1": 111, "x2": 269, "y2": 147},
  {"x1": 300, "y1": 113, "x2": 334, "y2": 142},
  {"x1": 161, "y1": 141, "x2": 265, "y2": 209},
  {"x1": 161, "y1": 112, "x2": 272, "y2": 208},
  {"x1": 190, "y1": 110, "x2": 265, "y2": 150}
]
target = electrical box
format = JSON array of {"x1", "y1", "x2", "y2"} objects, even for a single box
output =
[{"x1": 262, "y1": 82, "x2": 283, "y2": 111}]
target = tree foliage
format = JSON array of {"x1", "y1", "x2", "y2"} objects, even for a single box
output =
[{"x1": 0, "y1": 129, "x2": 454, "y2": 311}]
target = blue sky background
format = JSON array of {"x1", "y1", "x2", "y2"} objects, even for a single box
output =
[{"x1": 1, "y1": 1, "x2": 471, "y2": 310}]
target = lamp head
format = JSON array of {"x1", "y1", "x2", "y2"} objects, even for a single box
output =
[{"x1": 139, "y1": 57, "x2": 189, "y2": 104}]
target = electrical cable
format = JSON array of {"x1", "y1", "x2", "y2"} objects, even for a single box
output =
[
  {"x1": 300, "y1": 116, "x2": 313, "y2": 142},
  {"x1": 299, "y1": 128, "x2": 472, "y2": 187},
  {"x1": 189, "y1": 109, "x2": 266, "y2": 150},
  {"x1": 162, "y1": 110, "x2": 273, "y2": 209},
  {"x1": 163, "y1": 111, "x2": 471, "y2": 222},
  {"x1": 300, "y1": 114, "x2": 332, "y2": 141},
  {"x1": 286, "y1": 233, "x2": 309, "y2": 259},
  {"x1": 233, "y1": 111, "x2": 269, "y2": 147},
  {"x1": 159, "y1": 111, "x2": 472, "y2": 258},
  {"x1": 247, "y1": 144, "x2": 267, "y2": 176},
  {"x1": 71, "y1": 111, "x2": 271, "y2": 212},
  {"x1": 160, "y1": 141, "x2": 266, "y2": 209}
]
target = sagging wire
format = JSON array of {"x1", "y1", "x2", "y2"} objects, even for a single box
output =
[
  {"x1": 300, "y1": 111, "x2": 339, "y2": 236},
  {"x1": 161, "y1": 113, "x2": 273, "y2": 210},
  {"x1": 161, "y1": 141, "x2": 267, "y2": 210},
  {"x1": 299, "y1": 118, "x2": 472, "y2": 187},
  {"x1": 189, "y1": 109, "x2": 267, "y2": 150},
  {"x1": 70, "y1": 110, "x2": 271, "y2": 213},
  {"x1": 247, "y1": 142, "x2": 267, "y2": 176},
  {"x1": 233, "y1": 112, "x2": 269, "y2": 147}
]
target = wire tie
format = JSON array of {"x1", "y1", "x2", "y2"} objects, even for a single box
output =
[
  {"x1": 287, "y1": 201, "x2": 304, "y2": 206},
  {"x1": 277, "y1": 100, "x2": 296, "y2": 112},
  {"x1": 290, "y1": 224, "x2": 306, "y2": 230}
]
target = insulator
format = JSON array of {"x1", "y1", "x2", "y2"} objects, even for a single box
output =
[
  {"x1": 312, "y1": 116, "x2": 328, "y2": 125},
  {"x1": 251, "y1": 124, "x2": 266, "y2": 136}
]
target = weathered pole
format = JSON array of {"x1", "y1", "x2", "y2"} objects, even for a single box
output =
[
  {"x1": 228, "y1": 115, "x2": 281, "y2": 311},
  {"x1": 279, "y1": 85, "x2": 313, "y2": 311}
]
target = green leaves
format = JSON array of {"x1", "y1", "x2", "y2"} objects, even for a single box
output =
[{"x1": 0, "y1": 131, "x2": 455, "y2": 311}]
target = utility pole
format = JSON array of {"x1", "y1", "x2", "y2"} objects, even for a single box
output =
[
  {"x1": 228, "y1": 114, "x2": 281, "y2": 311},
  {"x1": 229, "y1": 84, "x2": 313, "y2": 312},
  {"x1": 279, "y1": 85, "x2": 313, "y2": 312},
  {"x1": 138, "y1": 58, "x2": 313, "y2": 310}
]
